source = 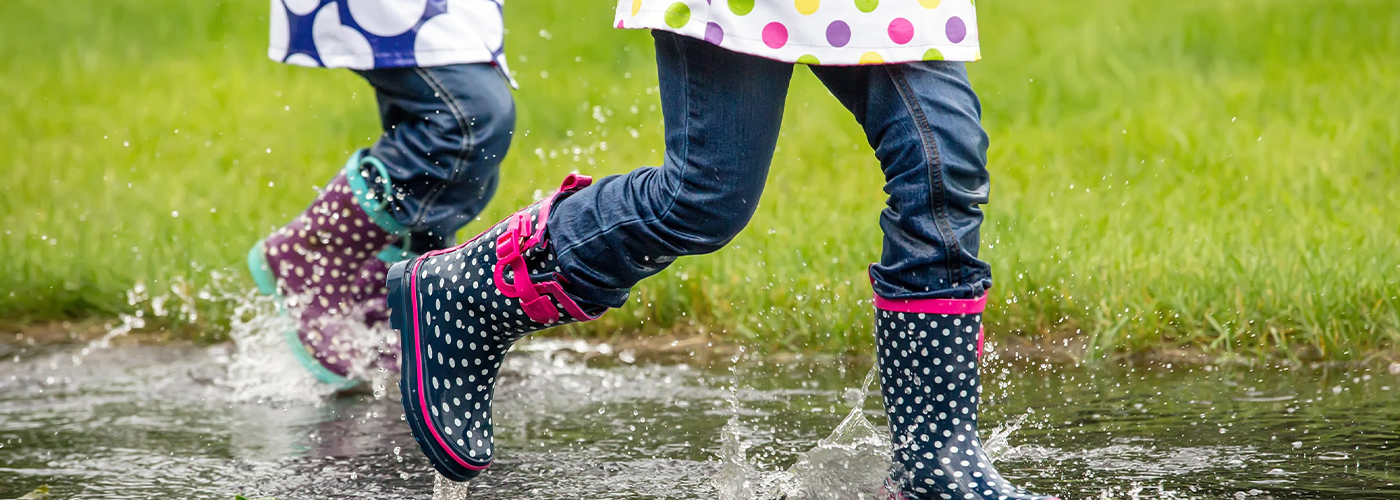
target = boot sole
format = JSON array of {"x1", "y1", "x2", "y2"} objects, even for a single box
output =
[{"x1": 388, "y1": 258, "x2": 488, "y2": 482}]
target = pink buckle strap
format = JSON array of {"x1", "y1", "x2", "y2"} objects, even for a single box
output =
[
  {"x1": 492, "y1": 175, "x2": 599, "y2": 324},
  {"x1": 494, "y1": 214, "x2": 560, "y2": 323}
]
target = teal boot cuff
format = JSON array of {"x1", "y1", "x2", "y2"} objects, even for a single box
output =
[{"x1": 344, "y1": 149, "x2": 410, "y2": 237}]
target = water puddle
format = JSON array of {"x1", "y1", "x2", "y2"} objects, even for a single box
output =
[{"x1": 2, "y1": 325, "x2": 1398, "y2": 499}]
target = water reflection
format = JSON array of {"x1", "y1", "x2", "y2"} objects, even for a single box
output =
[{"x1": 1, "y1": 335, "x2": 1398, "y2": 499}]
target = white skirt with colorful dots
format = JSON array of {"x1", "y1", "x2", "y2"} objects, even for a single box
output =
[{"x1": 615, "y1": 0, "x2": 981, "y2": 65}]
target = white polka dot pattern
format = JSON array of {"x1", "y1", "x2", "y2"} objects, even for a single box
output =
[
  {"x1": 257, "y1": 159, "x2": 404, "y2": 381},
  {"x1": 875, "y1": 308, "x2": 1055, "y2": 500},
  {"x1": 269, "y1": 0, "x2": 508, "y2": 73},
  {"x1": 391, "y1": 176, "x2": 603, "y2": 481}
]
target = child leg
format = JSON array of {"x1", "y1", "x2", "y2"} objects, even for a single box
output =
[
  {"x1": 547, "y1": 31, "x2": 796, "y2": 308},
  {"x1": 249, "y1": 63, "x2": 514, "y2": 387},
  {"x1": 387, "y1": 31, "x2": 795, "y2": 480},
  {"x1": 810, "y1": 62, "x2": 1055, "y2": 500},
  {"x1": 357, "y1": 63, "x2": 516, "y2": 252},
  {"x1": 810, "y1": 62, "x2": 991, "y2": 301}
]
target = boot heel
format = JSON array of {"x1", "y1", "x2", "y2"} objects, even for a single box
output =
[
  {"x1": 246, "y1": 240, "x2": 277, "y2": 296},
  {"x1": 388, "y1": 256, "x2": 483, "y2": 481}
]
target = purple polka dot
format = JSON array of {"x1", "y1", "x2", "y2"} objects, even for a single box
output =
[
  {"x1": 945, "y1": 16, "x2": 966, "y2": 43},
  {"x1": 888, "y1": 18, "x2": 913, "y2": 44},
  {"x1": 705, "y1": 22, "x2": 724, "y2": 45},
  {"x1": 825, "y1": 20, "x2": 851, "y2": 47},
  {"x1": 762, "y1": 22, "x2": 788, "y2": 49}
]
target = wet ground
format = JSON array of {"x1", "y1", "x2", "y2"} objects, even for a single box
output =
[{"x1": 2, "y1": 333, "x2": 1398, "y2": 499}]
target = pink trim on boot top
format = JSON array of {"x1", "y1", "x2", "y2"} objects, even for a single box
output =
[
  {"x1": 523, "y1": 173, "x2": 592, "y2": 250},
  {"x1": 873, "y1": 294, "x2": 987, "y2": 315},
  {"x1": 867, "y1": 264, "x2": 988, "y2": 314}
]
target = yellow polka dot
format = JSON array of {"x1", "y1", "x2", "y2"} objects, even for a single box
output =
[
  {"x1": 632, "y1": 0, "x2": 642, "y2": 16},
  {"x1": 794, "y1": 0, "x2": 819, "y2": 15},
  {"x1": 859, "y1": 51, "x2": 885, "y2": 65},
  {"x1": 919, "y1": 0, "x2": 940, "y2": 8}
]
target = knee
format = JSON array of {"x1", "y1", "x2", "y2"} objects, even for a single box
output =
[
  {"x1": 644, "y1": 167, "x2": 759, "y2": 255},
  {"x1": 462, "y1": 92, "x2": 515, "y2": 163},
  {"x1": 662, "y1": 208, "x2": 751, "y2": 254},
  {"x1": 403, "y1": 73, "x2": 515, "y2": 177}
]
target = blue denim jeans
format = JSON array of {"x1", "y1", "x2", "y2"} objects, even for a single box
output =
[
  {"x1": 550, "y1": 31, "x2": 992, "y2": 308},
  {"x1": 354, "y1": 64, "x2": 515, "y2": 253}
]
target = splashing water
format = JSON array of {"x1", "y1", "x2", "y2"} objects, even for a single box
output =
[
  {"x1": 982, "y1": 413, "x2": 1028, "y2": 461},
  {"x1": 714, "y1": 365, "x2": 1038, "y2": 500},
  {"x1": 218, "y1": 282, "x2": 404, "y2": 402},
  {"x1": 71, "y1": 272, "x2": 404, "y2": 403},
  {"x1": 433, "y1": 472, "x2": 472, "y2": 500},
  {"x1": 5, "y1": 327, "x2": 1400, "y2": 499},
  {"x1": 770, "y1": 367, "x2": 893, "y2": 500},
  {"x1": 715, "y1": 366, "x2": 891, "y2": 500},
  {"x1": 218, "y1": 288, "x2": 338, "y2": 403}
]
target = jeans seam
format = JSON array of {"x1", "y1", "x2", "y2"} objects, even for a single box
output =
[
  {"x1": 886, "y1": 64, "x2": 963, "y2": 289},
  {"x1": 654, "y1": 32, "x2": 692, "y2": 226},
  {"x1": 412, "y1": 67, "x2": 476, "y2": 229}
]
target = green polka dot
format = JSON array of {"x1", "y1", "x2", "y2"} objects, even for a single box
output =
[
  {"x1": 664, "y1": 2, "x2": 691, "y2": 28},
  {"x1": 796, "y1": 54, "x2": 820, "y2": 65},
  {"x1": 922, "y1": 48, "x2": 945, "y2": 61},
  {"x1": 855, "y1": 0, "x2": 878, "y2": 13},
  {"x1": 728, "y1": 0, "x2": 755, "y2": 15}
]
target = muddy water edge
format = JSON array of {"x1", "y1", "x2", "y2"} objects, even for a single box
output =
[{"x1": 2, "y1": 331, "x2": 1398, "y2": 499}]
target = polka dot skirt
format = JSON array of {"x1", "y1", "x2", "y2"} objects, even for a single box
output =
[
  {"x1": 875, "y1": 308, "x2": 1056, "y2": 500},
  {"x1": 259, "y1": 169, "x2": 402, "y2": 379},
  {"x1": 390, "y1": 176, "x2": 602, "y2": 481},
  {"x1": 616, "y1": 0, "x2": 980, "y2": 65}
]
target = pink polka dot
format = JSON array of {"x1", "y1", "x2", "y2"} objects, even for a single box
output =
[
  {"x1": 888, "y1": 17, "x2": 914, "y2": 44},
  {"x1": 762, "y1": 22, "x2": 788, "y2": 49}
]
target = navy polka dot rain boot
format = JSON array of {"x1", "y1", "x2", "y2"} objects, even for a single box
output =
[
  {"x1": 387, "y1": 174, "x2": 604, "y2": 481},
  {"x1": 248, "y1": 150, "x2": 414, "y2": 390},
  {"x1": 874, "y1": 291, "x2": 1058, "y2": 500}
]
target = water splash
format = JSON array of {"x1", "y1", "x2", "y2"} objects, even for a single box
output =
[
  {"x1": 715, "y1": 415, "x2": 761, "y2": 500},
  {"x1": 70, "y1": 270, "x2": 403, "y2": 403},
  {"x1": 218, "y1": 287, "x2": 337, "y2": 403},
  {"x1": 715, "y1": 366, "x2": 891, "y2": 500},
  {"x1": 982, "y1": 413, "x2": 1029, "y2": 461},
  {"x1": 219, "y1": 283, "x2": 404, "y2": 403},
  {"x1": 773, "y1": 371, "x2": 892, "y2": 500},
  {"x1": 432, "y1": 472, "x2": 472, "y2": 500},
  {"x1": 714, "y1": 365, "x2": 1041, "y2": 500}
]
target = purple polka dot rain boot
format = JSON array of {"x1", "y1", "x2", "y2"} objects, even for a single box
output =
[
  {"x1": 247, "y1": 150, "x2": 413, "y2": 389},
  {"x1": 386, "y1": 174, "x2": 604, "y2": 481},
  {"x1": 873, "y1": 291, "x2": 1059, "y2": 500}
]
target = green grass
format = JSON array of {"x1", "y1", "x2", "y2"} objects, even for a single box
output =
[{"x1": 2, "y1": 0, "x2": 1397, "y2": 359}]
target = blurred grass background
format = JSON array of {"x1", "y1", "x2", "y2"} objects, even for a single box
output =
[{"x1": 1, "y1": 0, "x2": 1397, "y2": 359}]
